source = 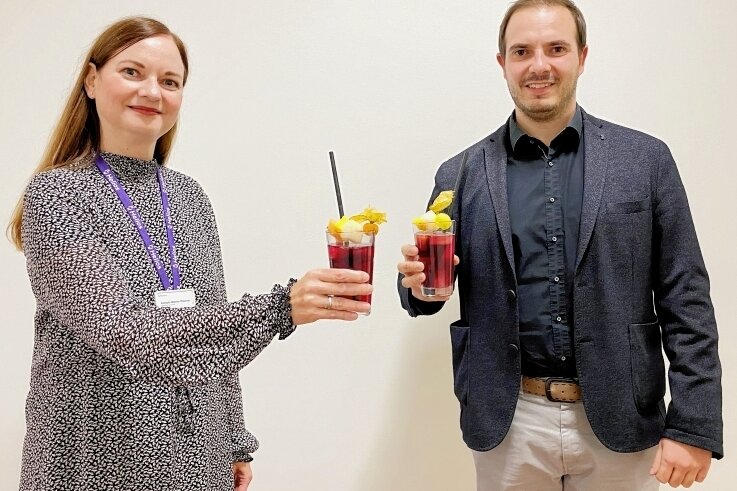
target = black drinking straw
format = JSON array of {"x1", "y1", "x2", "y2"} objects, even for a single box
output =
[
  {"x1": 449, "y1": 151, "x2": 469, "y2": 219},
  {"x1": 329, "y1": 151, "x2": 345, "y2": 218}
]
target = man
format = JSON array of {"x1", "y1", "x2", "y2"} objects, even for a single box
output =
[{"x1": 396, "y1": 1, "x2": 722, "y2": 489}]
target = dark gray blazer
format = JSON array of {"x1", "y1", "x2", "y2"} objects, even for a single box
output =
[{"x1": 399, "y1": 109, "x2": 723, "y2": 458}]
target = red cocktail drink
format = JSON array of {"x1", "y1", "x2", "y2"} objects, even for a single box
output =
[
  {"x1": 326, "y1": 231, "x2": 375, "y2": 314},
  {"x1": 414, "y1": 221, "x2": 455, "y2": 296},
  {"x1": 327, "y1": 244, "x2": 374, "y2": 303}
]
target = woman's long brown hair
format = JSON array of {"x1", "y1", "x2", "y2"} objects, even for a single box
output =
[{"x1": 7, "y1": 16, "x2": 189, "y2": 250}]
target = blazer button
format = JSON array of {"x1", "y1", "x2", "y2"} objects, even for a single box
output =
[
  {"x1": 509, "y1": 343, "x2": 519, "y2": 352},
  {"x1": 508, "y1": 289, "x2": 517, "y2": 300}
]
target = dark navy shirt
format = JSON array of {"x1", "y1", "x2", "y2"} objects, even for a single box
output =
[{"x1": 506, "y1": 107, "x2": 584, "y2": 377}]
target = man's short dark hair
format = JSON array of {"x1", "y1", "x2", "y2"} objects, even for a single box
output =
[{"x1": 498, "y1": 0, "x2": 587, "y2": 56}]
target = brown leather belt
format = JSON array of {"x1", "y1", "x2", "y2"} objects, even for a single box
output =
[{"x1": 522, "y1": 376, "x2": 582, "y2": 403}]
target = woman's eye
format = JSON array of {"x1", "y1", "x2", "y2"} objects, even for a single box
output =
[
  {"x1": 162, "y1": 79, "x2": 180, "y2": 89},
  {"x1": 122, "y1": 67, "x2": 139, "y2": 76}
]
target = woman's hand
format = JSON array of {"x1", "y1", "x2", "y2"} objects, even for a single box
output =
[
  {"x1": 233, "y1": 461, "x2": 252, "y2": 491},
  {"x1": 290, "y1": 269, "x2": 372, "y2": 324}
]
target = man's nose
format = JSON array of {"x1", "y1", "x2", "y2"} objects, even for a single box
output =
[{"x1": 530, "y1": 50, "x2": 551, "y2": 74}]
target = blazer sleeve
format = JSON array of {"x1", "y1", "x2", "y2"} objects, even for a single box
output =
[
  {"x1": 651, "y1": 142, "x2": 723, "y2": 458},
  {"x1": 22, "y1": 173, "x2": 296, "y2": 387}
]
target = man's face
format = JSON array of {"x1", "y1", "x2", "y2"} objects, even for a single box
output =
[{"x1": 497, "y1": 6, "x2": 588, "y2": 123}]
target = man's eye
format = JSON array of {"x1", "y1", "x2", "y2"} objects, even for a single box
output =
[{"x1": 514, "y1": 49, "x2": 526, "y2": 56}]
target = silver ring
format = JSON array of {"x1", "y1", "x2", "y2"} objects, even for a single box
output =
[{"x1": 326, "y1": 295, "x2": 334, "y2": 310}]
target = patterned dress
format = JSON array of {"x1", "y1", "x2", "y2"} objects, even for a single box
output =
[{"x1": 19, "y1": 152, "x2": 295, "y2": 490}]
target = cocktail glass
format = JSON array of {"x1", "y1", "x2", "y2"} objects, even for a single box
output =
[
  {"x1": 326, "y1": 230, "x2": 375, "y2": 314},
  {"x1": 413, "y1": 220, "x2": 455, "y2": 297}
]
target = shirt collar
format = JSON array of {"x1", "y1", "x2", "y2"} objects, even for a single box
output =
[{"x1": 508, "y1": 104, "x2": 583, "y2": 153}]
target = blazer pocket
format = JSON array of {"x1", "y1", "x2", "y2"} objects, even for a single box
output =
[
  {"x1": 607, "y1": 197, "x2": 650, "y2": 214},
  {"x1": 450, "y1": 320, "x2": 470, "y2": 405},
  {"x1": 628, "y1": 320, "x2": 666, "y2": 413}
]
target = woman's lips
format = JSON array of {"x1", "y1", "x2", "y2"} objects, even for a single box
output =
[{"x1": 129, "y1": 106, "x2": 161, "y2": 115}]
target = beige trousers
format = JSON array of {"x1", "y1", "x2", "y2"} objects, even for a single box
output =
[{"x1": 472, "y1": 389, "x2": 659, "y2": 491}]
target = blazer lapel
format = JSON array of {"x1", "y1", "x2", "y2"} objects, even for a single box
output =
[
  {"x1": 575, "y1": 112, "x2": 609, "y2": 272},
  {"x1": 484, "y1": 129, "x2": 516, "y2": 282}
]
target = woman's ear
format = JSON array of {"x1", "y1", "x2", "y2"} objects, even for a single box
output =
[{"x1": 84, "y1": 63, "x2": 97, "y2": 99}]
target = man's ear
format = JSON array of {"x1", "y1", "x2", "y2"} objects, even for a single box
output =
[
  {"x1": 84, "y1": 63, "x2": 97, "y2": 99},
  {"x1": 578, "y1": 45, "x2": 589, "y2": 76},
  {"x1": 496, "y1": 53, "x2": 507, "y2": 80}
]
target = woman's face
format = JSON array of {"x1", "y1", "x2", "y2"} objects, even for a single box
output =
[{"x1": 84, "y1": 35, "x2": 185, "y2": 154}]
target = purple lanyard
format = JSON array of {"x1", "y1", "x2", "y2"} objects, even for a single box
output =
[{"x1": 95, "y1": 154, "x2": 181, "y2": 290}]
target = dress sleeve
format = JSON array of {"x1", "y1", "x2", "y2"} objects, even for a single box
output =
[
  {"x1": 22, "y1": 173, "x2": 296, "y2": 386},
  {"x1": 222, "y1": 374, "x2": 259, "y2": 460},
  {"x1": 197, "y1": 195, "x2": 261, "y2": 460}
]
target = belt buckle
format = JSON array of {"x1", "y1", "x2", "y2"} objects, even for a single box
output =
[{"x1": 544, "y1": 377, "x2": 577, "y2": 402}]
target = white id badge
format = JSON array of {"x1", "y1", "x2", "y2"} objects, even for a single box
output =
[{"x1": 155, "y1": 288, "x2": 196, "y2": 308}]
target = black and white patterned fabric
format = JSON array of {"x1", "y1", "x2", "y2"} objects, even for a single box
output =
[{"x1": 19, "y1": 152, "x2": 295, "y2": 490}]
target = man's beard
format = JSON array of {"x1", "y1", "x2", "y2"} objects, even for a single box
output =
[{"x1": 509, "y1": 76, "x2": 578, "y2": 123}]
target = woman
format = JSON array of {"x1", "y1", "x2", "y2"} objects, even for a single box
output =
[{"x1": 8, "y1": 17, "x2": 371, "y2": 490}]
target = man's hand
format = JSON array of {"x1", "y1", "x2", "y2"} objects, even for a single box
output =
[
  {"x1": 650, "y1": 438, "x2": 711, "y2": 488},
  {"x1": 233, "y1": 461, "x2": 252, "y2": 491},
  {"x1": 397, "y1": 244, "x2": 459, "y2": 302}
]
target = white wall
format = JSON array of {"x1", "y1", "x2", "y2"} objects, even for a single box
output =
[{"x1": 1, "y1": 1, "x2": 734, "y2": 489}]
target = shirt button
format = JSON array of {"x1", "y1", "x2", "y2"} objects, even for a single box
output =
[
  {"x1": 551, "y1": 236, "x2": 558, "y2": 242},
  {"x1": 556, "y1": 316, "x2": 562, "y2": 322},
  {"x1": 553, "y1": 276, "x2": 560, "y2": 282},
  {"x1": 549, "y1": 197, "x2": 556, "y2": 203},
  {"x1": 560, "y1": 355, "x2": 567, "y2": 361},
  {"x1": 548, "y1": 160, "x2": 554, "y2": 167}
]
